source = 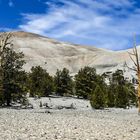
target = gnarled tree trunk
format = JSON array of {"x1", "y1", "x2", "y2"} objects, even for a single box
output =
[
  {"x1": 127, "y1": 35, "x2": 140, "y2": 115},
  {"x1": 138, "y1": 72, "x2": 140, "y2": 114}
]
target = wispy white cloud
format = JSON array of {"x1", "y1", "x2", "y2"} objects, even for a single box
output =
[{"x1": 19, "y1": 0, "x2": 140, "y2": 50}]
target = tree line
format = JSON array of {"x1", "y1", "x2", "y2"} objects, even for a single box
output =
[{"x1": 0, "y1": 33, "x2": 137, "y2": 109}]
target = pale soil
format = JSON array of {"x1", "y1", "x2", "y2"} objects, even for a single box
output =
[
  {"x1": 0, "y1": 97, "x2": 140, "y2": 140},
  {"x1": 11, "y1": 31, "x2": 139, "y2": 77}
]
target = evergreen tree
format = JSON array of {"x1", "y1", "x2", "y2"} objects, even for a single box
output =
[
  {"x1": 125, "y1": 82, "x2": 136, "y2": 105},
  {"x1": 54, "y1": 68, "x2": 73, "y2": 96},
  {"x1": 28, "y1": 66, "x2": 54, "y2": 97},
  {"x1": 90, "y1": 85, "x2": 106, "y2": 109},
  {"x1": 54, "y1": 69, "x2": 61, "y2": 95},
  {"x1": 115, "y1": 85, "x2": 129, "y2": 108},
  {"x1": 107, "y1": 84, "x2": 115, "y2": 107},
  {"x1": 0, "y1": 33, "x2": 27, "y2": 106},
  {"x1": 108, "y1": 70, "x2": 136, "y2": 108},
  {"x1": 75, "y1": 66, "x2": 99, "y2": 99}
]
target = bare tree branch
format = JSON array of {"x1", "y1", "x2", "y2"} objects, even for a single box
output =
[
  {"x1": 124, "y1": 62, "x2": 137, "y2": 72},
  {"x1": 133, "y1": 34, "x2": 140, "y2": 72},
  {"x1": 129, "y1": 54, "x2": 137, "y2": 67}
]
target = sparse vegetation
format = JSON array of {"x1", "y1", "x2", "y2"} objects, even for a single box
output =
[
  {"x1": 75, "y1": 67, "x2": 98, "y2": 99},
  {"x1": 107, "y1": 70, "x2": 136, "y2": 108},
  {"x1": 54, "y1": 68, "x2": 73, "y2": 96},
  {"x1": 28, "y1": 66, "x2": 54, "y2": 97},
  {"x1": 90, "y1": 69, "x2": 136, "y2": 109},
  {"x1": 90, "y1": 85, "x2": 106, "y2": 109},
  {"x1": 0, "y1": 33, "x2": 137, "y2": 110},
  {"x1": 0, "y1": 33, "x2": 27, "y2": 106}
]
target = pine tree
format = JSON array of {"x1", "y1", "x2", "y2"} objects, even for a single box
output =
[
  {"x1": 107, "y1": 84, "x2": 115, "y2": 107},
  {"x1": 54, "y1": 68, "x2": 73, "y2": 96},
  {"x1": 108, "y1": 70, "x2": 136, "y2": 108},
  {"x1": 126, "y1": 82, "x2": 136, "y2": 105},
  {"x1": 75, "y1": 67, "x2": 98, "y2": 99},
  {"x1": 90, "y1": 85, "x2": 106, "y2": 109},
  {"x1": 115, "y1": 85, "x2": 129, "y2": 108},
  {"x1": 0, "y1": 33, "x2": 27, "y2": 106},
  {"x1": 54, "y1": 69, "x2": 62, "y2": 95},
  {"x1": 28, "y1": 66, "x2": 54, "y2": 97}
]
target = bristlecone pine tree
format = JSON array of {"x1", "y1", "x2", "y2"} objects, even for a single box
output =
[
  {"x1": 108, "y1": 70, "x2": 136, "y2": 108},
  {"x1": 75, "y1": 66, "x2": 98, "y2": 99},
  {"x1": 127, "y1": 36, "x2": 140, "y2": 114},
  {"x1": 0, "y1": 33, "x2": 27, "y2": 106},
  {"x1": 28, "y1": 66, "x2": 54, "y2": 97},
  {"x1": 54, "y1": 68, "x2": 73, "y2": 96},
  {"x1": 90, "y1": 85, "x2": 106, "y2": 109}
]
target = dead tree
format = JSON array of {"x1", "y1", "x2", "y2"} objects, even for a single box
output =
[{"x1": 127, "y1": 36, "x2": 140, "y2": 114}]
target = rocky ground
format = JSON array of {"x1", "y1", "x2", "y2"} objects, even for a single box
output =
[{"x1": 0, "y1": 97, "x2": 140, "y2": 140}]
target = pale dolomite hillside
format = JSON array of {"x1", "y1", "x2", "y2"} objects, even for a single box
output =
[{"x1": 8, "y1": 31, "x2": 139, "y2": 78}]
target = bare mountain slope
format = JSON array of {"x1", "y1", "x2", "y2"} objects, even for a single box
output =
[{"x1": 8, "y1": 31, "x2": 138, "y2": 77}]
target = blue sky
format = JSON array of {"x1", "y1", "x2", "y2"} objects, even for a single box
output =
[{"x1": 1, "y1": 0, "x2": 140, "y2": 50}]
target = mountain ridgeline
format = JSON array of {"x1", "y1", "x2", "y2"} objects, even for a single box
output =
[
  {"x1": 9, "y1": 31, "x2": 138, "y2": 79},
  {"x1": 0, "y1": 32, "x2": 137, "y2": 109}
]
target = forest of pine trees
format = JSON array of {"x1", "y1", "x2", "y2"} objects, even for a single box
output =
[{"x1": 0, "y1": 33, "x2": 137, "y2": 109}]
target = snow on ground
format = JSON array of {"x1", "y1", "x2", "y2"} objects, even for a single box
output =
[{"x1": 0, "y1": 97, "x2": 140, "y2": 140}]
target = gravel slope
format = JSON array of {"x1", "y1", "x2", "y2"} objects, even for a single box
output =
[{"x1": 0, "y1": 97, "x2": 140, "y2": 140}]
